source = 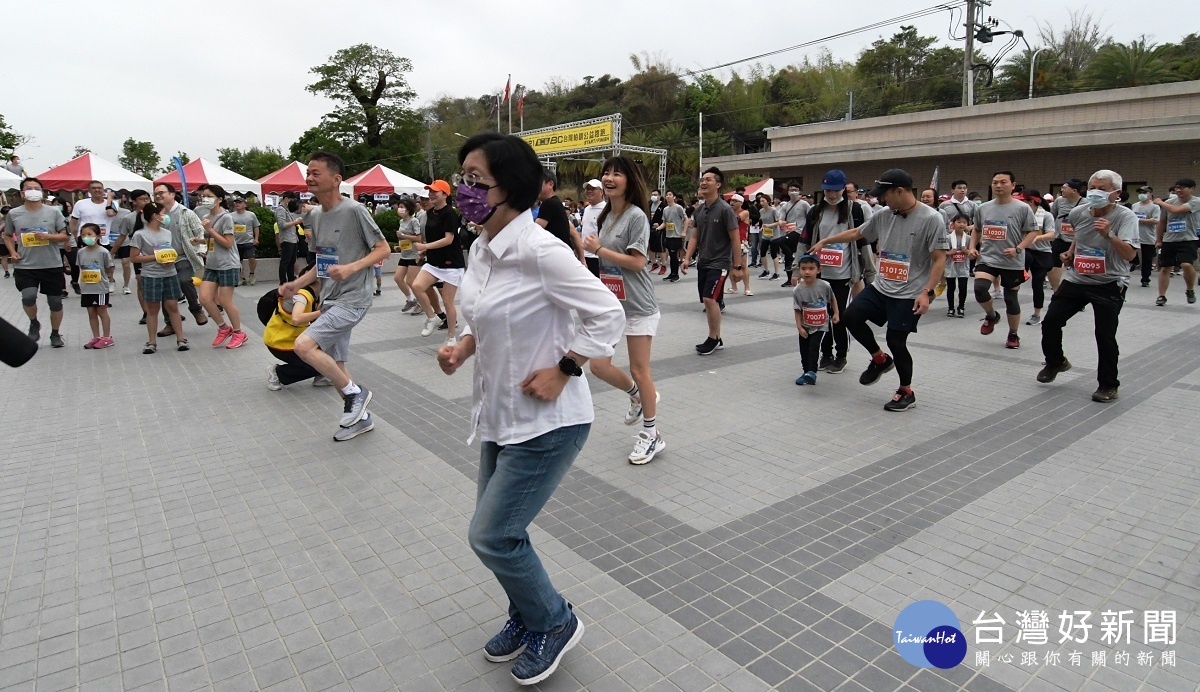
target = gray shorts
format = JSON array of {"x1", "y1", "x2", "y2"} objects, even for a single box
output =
[{"x1": 304, "y1": 303, "x2": 368, "y2": 362}]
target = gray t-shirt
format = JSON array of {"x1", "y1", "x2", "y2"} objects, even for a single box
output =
[
  {"x1": 1065, "y1": 204, "x2": 1138, "y2": 287},
  {"x1": 809, "y1": 206, "x2": 856, "y2": 281},
  {"x1": 3, "y1": 205, "x2": 67, "y2": 270},
  {"x1": 661, "y1": 204, "x2": 686, "y2": 239},
  {"x1": 110, "y1": 209, "x2": 133, "y2": 240},
  {"x1": 313, "y1": 199, "x2": 386, "y2": 309},
  {"x1": 779, "y1": 199, "x2": 809, "y2": 234},
  {"x1": 974, "y1": 199, "x2": 1035, "y2": 271},
  {"x1": 792, "y1": 279, "x2": 835, "y2": 333},
  {"x1": 944, "y1": 231, "x2": 970, "y2": 278},
  {"x1": 1052, "y1": 196, "x2": 1083, "y2": 241},
  {"x1": 858, "y1": 203, "x2": 949, "y2": 299},
  {"x1": 5, "y1": 163, "x2": 25, "y2": 177},
  {"x1": 1130, "y1": 201, "x2": 1160, "y2": 245},
  {"x1": 1031, "y1": 208, "x2": 1055, "y2": 253},
  {"x1": 757, "y1": 206, "x2": 777, "y2": 237},
  {"x1": 274, "y1": 206, "x2": 298, "y2": 243},
  {"x1": 77, "y1": 245, "x2": 114, "y2": 294},
  {"x1": 694, "y1": 197, "x2": 737, "y2": 270},
  {"x1": 1161, "y1": 195, "x2": 1200, "y2": 243},
  {"x1": 230, "y1": 211, "x2": 260, "y2": 246},
  {"x1": 204, "y1": 211, "x2": 240, "y2": 271},
  {"x1": 397, "y1": 216, "x2": 421, "y2": 260},
  {"x1": 133, "y1": 227, "x2": 179, "y2": 279},
  {"x1": 938, "y1": 198, "x2": 977, "y2": 228},
  {"x1": 598, "y1": 206, "x2": 658, "y2": 318}
]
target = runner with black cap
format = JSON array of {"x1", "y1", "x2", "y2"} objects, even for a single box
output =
[{"x1": 810, "y1": 169, "x2": 947, "y2": 411}]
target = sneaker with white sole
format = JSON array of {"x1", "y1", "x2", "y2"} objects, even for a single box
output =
[
  {"x1": 420, "y1": 316, "x2": 439, "y2": 337},
  {"x1": 623, "y1": 391, "x2": 661, "y2": 425},
  {"x1": 1026, "y1": 314, "x2": 1042, "y2": 326},
  {"x1": 266, "y1": 366, "x2": 282, "y2": 391},
  {"x1": 340, "y1": 386, "x2": 372, "y2": 427},
  {"x1": 510, "y1": 612, "x2": 584, "y2": 686},
  {"x1": 123, "y1": 287, "x2": 131, "y2": 295},
  {"x1": 312, "y1": 376, "x2": 333, "y2": 387},
  {"x1": 484, "y1": 618, "x2": 528, "y2": 662},
  {"x1": 333, "y1": 412, "x2": 374, "y2": 441},
  {"x1": 628, "y1": 430, "x2": 665, "y2": 465}
]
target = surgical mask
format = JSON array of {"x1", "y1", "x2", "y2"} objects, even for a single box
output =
[
  {"x1": 82, "y1": 236, "x2": 97, "y2": 246},
  {"x1": 161, "y1": 214, "x2": 170, "y2": 226},
  {"x1": 826, "y1": 195, "x2": 844, "y2": 205},
  {"x1": 1138, "y1": 193, "x2": 1149, "y2": 202},
  {"x1": 455, "y1": 183, "x2": 497, "y2": 225},
  {"x1": 199, "y1": 198, "x2": 216, "y2": 208},
  {"x1": 789, "y1": 191, "x2": 800, "y2": 199},
  {"x1": 1085, "y1": 188, "x2": 1115, "y2": 208},
  {"x1": 22, "y1": 189, "x2": 43, "y2": 202},
  {"x1": 650, "y1": 195, "x2": 659, "y2": 203}
]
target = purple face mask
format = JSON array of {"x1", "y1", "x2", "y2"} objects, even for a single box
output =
[{"x1": 455, "y1": 183, "x2": 496, "y2": 225}]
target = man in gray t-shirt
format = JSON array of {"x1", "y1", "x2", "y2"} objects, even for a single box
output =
[
  {"x1": 3, "y1": 181, "x2": 71, "y2": 345},
  {"x1": 969, "y1": 172, "x2": 1037, "y2": 347},
  {"x1": 809, "y1": 169, "x2": 946, "y2": 412},
  {"x1": 1153, "y1": 179, "x2": 1200, "y2": 303},
  {"x1": 1039, "y1": 171, "x2": 1140, "y2": 403},
  {"x1": 230, "y1": 199, "x2": 261, "y2": 284},
  {"x1": 658, "y1": 192, "x2": 687, "y2": 281}
]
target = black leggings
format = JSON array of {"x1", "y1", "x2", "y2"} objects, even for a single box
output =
[
  {"x1": 945, "y1": 277, "x2": 968, "y2": 308},
  {"x1": 1030, "y1": 267, "x2": 1050, "y2": 309},
  {"x1": 846, "y1": 319, "x2": 915, "y2": 388},
  {"x1": 820, "y1": 278, "x2": 851, "y2": 361},
  {"x1": 279, "y1": 242, "x2": 297, "y2": 284}
]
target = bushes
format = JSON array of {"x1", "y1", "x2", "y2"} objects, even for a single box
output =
[
  {"x1": 252, "y1": 206, "x2": 278, "y2": 258},
  {"x1": 374, "y1": 210, "x2": 400, "y2": 244}
]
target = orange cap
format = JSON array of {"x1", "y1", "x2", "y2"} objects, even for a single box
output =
[{"x1": 425, "y1": 180, "x2": 452, "y2": 195}]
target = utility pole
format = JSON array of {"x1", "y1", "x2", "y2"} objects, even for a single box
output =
[
  {"x1": 962, "y1": 0, "x2": 975, "y2": 107},
  {"x1": 698, "y1": 112, "x2": 704, "y2": 177},
  {"x1": 425, "y1": 122, "x2": 434, "y2": 181},
  {"x1": 846, "y1": 91, "x2": 854, "y2": 121}
]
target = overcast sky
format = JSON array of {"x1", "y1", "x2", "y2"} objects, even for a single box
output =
[{"x1": 5, "y1": 0, "x2": 1197, "y2": 173}]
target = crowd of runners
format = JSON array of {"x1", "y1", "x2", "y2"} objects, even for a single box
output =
[{"x1": 4, "y1": 136, "x2": 1200, "y2": 686}]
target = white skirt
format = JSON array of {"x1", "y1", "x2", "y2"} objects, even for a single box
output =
[{"x1": 420, "y1": 265, "x2": 464, "y2": 287}]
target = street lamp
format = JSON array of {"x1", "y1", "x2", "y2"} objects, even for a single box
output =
[
  {"x1": 1028, "y1": 48, "x2": 1045, "y2": 99},
  {"x1": 453, "y1": 132, "x2": 468, "y2": 139}
]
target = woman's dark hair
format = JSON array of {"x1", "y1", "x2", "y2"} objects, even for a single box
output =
[
  {"x1": 597, "y1": 156, "x2": 649, "y2": 232},
  {"x1": 398, "y1": 199, "x2": 416, "y2": 215},
  {"x1": 815, "y1": 188, "x2": 852, "y2": 225},
  {"x1": 80, "y1": 222, "x2": 101, "y2": 235},
  {"x1": 142, "y1": 202, "x2": 164, "y2": 223},
  {"x1": 198, "y1": 184, "x2": 228, "y2": 209},
  {"x1": 457, "y1": 133, "x2": 541, "y2": 212},
  {"x1": 1023, "y1": 189, "x2": 1050, "y2": 212},
  {"x1": 287, "y1": 199, "x2": 301, "y2": 213}
]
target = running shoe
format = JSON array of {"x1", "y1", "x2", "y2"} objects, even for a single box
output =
[
  {"x1": 794, "y1": 371, "x2": 817, "y2": 386},
  {"x1": 484, "y1": 618, "x2": 528, "y2": 662},
  {"x1": 956, "y1": 307, "x2": 965, "y2": 318},
  {"x1": 696, "y1": 337, "x2": 723, "y2": 356},
  {"x1": 769, "y1": 273, "x2": 779, "y2": 280},
  {"x1": 28, "y1": 319, "x2": 40, "y2": 342},
  {"x1": 226, "y1": 331, "x2": 248, "y2": 349},
  {"x1": 1091, "y1": 386, "x2": 1119, "y2": 403},
  {"x1": 1026, "y1": 314, "x2": 1042, "y2": 326},
  {"x1": 946, "y1": 307, "x2": 955, "y2": 317},
  {"x1": 211, "y1": 325, "x2": 233, "y2": 347},
  {"x1": 884, "y1": 388, "x2": 916, "y2": 412},
  {"x1": 1188, "y1": 290, "x2": 1196, "y2": 304},
  {"x1": 94, "y1": 336, "x2": 115, "y2": 349},
  {"x1": 657, "y1": 265, "x2": 666, "y2": 276},
  {"x1": 758, "y1": 270, "x2": 770, "y2": 279},
  {"x1": 827, "y1": 357, "x2": 847, "y2": 374},
  {"x1": 628, "y1": 430, "x2": 665, "y2": 465},
  {"x1": 980, "y1": 312, "x2": 1000, "y2": 335},
  {"x1": 1036, "y1": 359, "x2": 1072, "y2": 383},
  {"x1": 859, "y1": 354, "x2": 895, "y2": 385},
  {"x1": 334, "y1": 412, "x2": 374, "y2": 441},
  {"x1": 50, "y1": 332, "x2": 64, "y2": 348},
  {"x1": 401, "y1": 299, "x2": 418, "y2": 314},
  {"x1": 313, "y1": 376, "x2": 333, "y2": 387},
  {"x1": 84, "y1": 337, "x2": 100, "y2": 349},
  {"x1": 267, "y1": 366, "x2": 283, "y2": 391},
  {"x1": 510, "y1": 612, "x2": 584, "y2": 686},
  {"x1": 420, "y1": 316, "x2": 439, "y2": 336},
  {"x1": 1005, "y1": 333, "x2": 1020, "y2": 349},
  {"x1": 623, "y1": 391, "x2": 660, "y2": 425},
  {"x1": 123, "y1": 287, "x2": 131, "y2": 295},
  {"x1": 340, "y1": 386, "x2": 372, "y2": 427},
  {"x1": 248, "y1": 276, "x2": 256, "y2": 286},
  {"x1": 1156, "y1": 296, "x2": 1167, "y2": 306},
  {"x1": 817, "y1": 355, "x2": 832, "y2": 371}
]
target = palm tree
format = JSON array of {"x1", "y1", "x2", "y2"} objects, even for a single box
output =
[{"x1": 1084, "y1": 39, "x2": 1175, "y2": 88}]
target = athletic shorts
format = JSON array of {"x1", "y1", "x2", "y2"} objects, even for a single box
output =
[
  {"x1": 236, "y1": 243, "x2": 255, "y2": 260},
  {"x1": 648, "y1": 230, "x2": 664, "y2": 253},
  {"x1": 116, "y1": 244, "x2": 132, "y2": 259},
  {"x1": 203, "y1": 268, "x2": 240, "y2": 287},
  {"x1": 421, "y1": 265, "x2": 463, "y2": 287},
  {"x1": 625, "y1": 311, "x2": 661, "y2": 337},
  {"x1": 397, "y1": 257, "x2": 420, "y2": 267},
  {"x1": 14, "y1": 267, "x2": 66, "y2": 296},
  {"x1": 844, "y1": 283, "x2": 921, "y2": 333},
  {"x1": 696, "y1": 266, "x2": 728, "y2": 303},
  {"x1": 0, "y1": 243, "x2": 9, "y2": 258},
  {"x1": 142, "y1": 275, "x2": 183, "y2": 303},
  {"x1": 1025, "y1": 249, "x2": 1053, "y2": 271},
  {"x1": 303, "y1": 303, "x2": 368, "y2": 363},
  {"x1": 974, "y1": 264, "x2": 1027, "y2": 289},
  {"x1": 1050, "y1": 238, "x2": 1072, "y2": 268},
  {"x1": 81, "y1": 293, "x2": 111, "y2": 308},
  {"x1": 1159, "y1": 241, "x2": 1198, "y2": 268}
]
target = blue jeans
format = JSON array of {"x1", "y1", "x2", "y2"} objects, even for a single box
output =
[
  {"x1": 749, "y1": 232, "x2": 760, "y2": 265},
  {"x1": 469, "y1": 424, "x2": 590, "y2": 633}
]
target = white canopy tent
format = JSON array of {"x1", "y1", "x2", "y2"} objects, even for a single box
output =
[
  {"x1": 154, "y1": 158, "x2": 263, "y2": 196},
  {"x1": 0, "y1": 167, "x2": 22, "y2": 191},
  {"x1": 339, "y1": 164, "x2": 427, "y2": 197}
]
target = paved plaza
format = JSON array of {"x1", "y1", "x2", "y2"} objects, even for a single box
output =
[{"x1": 0, "y1": 267, "x2": 1197, "y2": 692}]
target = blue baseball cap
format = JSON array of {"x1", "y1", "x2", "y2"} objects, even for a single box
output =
[{"x1": 821, "y1": 169, "x2": 848, "y2": 191}]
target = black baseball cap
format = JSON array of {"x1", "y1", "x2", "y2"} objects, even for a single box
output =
[{"x1": 869, "y1": 169, "x2": 913, "y2": 199}]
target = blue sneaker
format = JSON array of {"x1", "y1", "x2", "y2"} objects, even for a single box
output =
[
  {"x1": 795, "y1": 374, "x2": 807, "y2": 386},
  {"x1": 804, "y1": 371, "x2": 817, "y2": 385},
  {"x1": 484, "y1": 617, "x2": 527, "y2": 662},
  {"x1": 510, "y1": 612, "x2": 584, "y2": 686}
]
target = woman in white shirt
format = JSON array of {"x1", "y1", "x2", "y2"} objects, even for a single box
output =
[{"x1": 436, "y1": 133, "x2": 624, "y2": 687}]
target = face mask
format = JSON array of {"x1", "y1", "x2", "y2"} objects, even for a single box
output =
[
  {"x1": 161, "y1": 214, "x2": 170, "y2": 226},
  {"x1": 650, "y1": 195, "x2": 659, "y2": 203},
  {"x1": 456, "y1": 183, "x2": 497, "y2": 225},
  {"x1": 826, "y1": 195, "x2": 844, "y2": 205},
  {"x1": 23, "y1": 189, "x2": 43, "y2": 202},
  {"x1": 789, "y1": 191, "x2": 800, "y2": 199},
  {"x1": 1085, "y1": 189, "x2": 1114, "y2": 208},
  {"x1": 1138, "y1": 193, "x2": 1149, "y2": 202},
  {"x1": 82, "y1": 236, "x2": 97, "y2": 246},
  {"x1": 199, "y1": 198, "x2": 216, "y2": 208}
]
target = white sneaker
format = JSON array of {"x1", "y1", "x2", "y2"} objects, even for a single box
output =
[
  {"x1": 623, "y1": 391, "x2": 660, "y2": 425},
  {"x1": 123, "y1": 287, "x2": 131, "y2": 295},
  {"x1": 266, "y1": 365, "x2": 282, "y2": 391},
  {"x1": 445, "y1": 335, "x2": 458, "y2": 347},
  {"x1": 420, "y1": 316, "x2": 438, "y2": 337},
  {"x1": 629, "y1": 430, "x2": 665, "y2": 465}
]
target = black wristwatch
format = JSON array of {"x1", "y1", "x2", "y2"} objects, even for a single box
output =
[
  {"x1": 734, "y1": 265, "x2": 744, "y2": 271},
  {"x1": 925, "y1": 289, "x2": 936, "y2": 298},
  {"x1": 558, "y1": 356, "x2": 583, "y2": 377}
]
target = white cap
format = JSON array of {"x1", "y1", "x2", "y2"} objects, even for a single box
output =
[{"x1": 584, "y1": 179, "x2": 602, "y2": 189}]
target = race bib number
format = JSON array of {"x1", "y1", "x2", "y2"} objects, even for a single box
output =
[
  {"x1": 233, "y1": 223, "x2": 248, "y2": 238},
  {"x1": 153, "y1": 246, "x2": 178, "y2": 264},
  {"x1": 600, "y1": 264, "x2": 626, "y2": 301},
  {"x1": 818, "y1": 243, "x2": 846, "y2": 268},
  {"x1": 665, "y1": 222, "x2": 676, "y2": 232},
  {"x1": 316, "y1": 245, "x2": 338, "y2": 279},
  {"x1": 1060, "y1": 222, "x2": 1075, "y2": 237},
  {"x1": 950, "y1": 250, "x2": 967, "y2": 264},
  {"x1": 21, "y1": 231, "x2": 49, "y2": 247},
  {"x1": 399, "y1": 240, "x2": 413, "y2": 252},
  {"x1": 762, "y1": 227, "x2": 775, "y2": 238},
  {"x1": 80, "y1": 269, "x2": 102, "y2": 284},
  {"x1": 781, "y1": 222, "x2": 796, "y2": 232},
  {"x1": 983, "y1": 222, "x2": 1007, "y2": 241},
  {"x1": 878, "y1": 251, "x2": 911, "y2": 282},
  {"x1": 1167, "y1": 219, "x2": 1187, "y2": 235},
  {"x1": 1073, "y1": 246, "x2": 1106, "y2": 275},
  {"x1": 206, "y1": 238, "x2": 214, "y2": 253},
  {"x1": 1135, "y1": 212, "x2": 1147, "y2": 219},
  {"x1": 801, "y1": 303, "x2": 828, "y2": 328}
]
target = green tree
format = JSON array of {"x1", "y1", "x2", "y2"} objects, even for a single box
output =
[
  {"x1": 289, "y1": 124, "x2": 345, "y2": 164},
  {"x1": 1037, "y1": 10, "x2": 1108, "y2": 85},
  {"x1": 73, "y1": 145, "x2": 90, "y2": 158},
  {"x1": 118, "y1": 137, "x2": 160, "y2": 175},
  {"x1": 307, "y1": 44, "x2": 417, "y2": 150},
  {"x1": 0, "y1": 114, "x2": 30, "y2": 157},
  {"x1": 1161, "y1": 33, "x2": 1200, "y2": 80},
  {"x1": 1084, "y1": 39, "x2": 1175, "y2": 88},
  {"x1": 218, "y1": 146, "x2": 289, "y2": 180},
  {"x1": 172, "y1": 151, "x2": 190, "y2": 166},
  {"x1": 854, "y1": 27, "x2": 961, "y2": 116}
]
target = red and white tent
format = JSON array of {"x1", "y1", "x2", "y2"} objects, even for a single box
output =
[
  {"x1": 339, "y1": 164, "x2": 426, "y2": 197},
  {"x1": 155, "y1": 158, "x2": 262, "y2": 196},
  {"x1": 33, "y1": 153, "x2": 155, "y2": 192},
  {"x1": 0, "y1": 167, "x2": 22, "y2": 190},
  {"x1": 257, "y1": 162, "x2": 308, "y2": 194},
  {"x1": 724, "y1": 177, "x2": 774, "y2": 201}
]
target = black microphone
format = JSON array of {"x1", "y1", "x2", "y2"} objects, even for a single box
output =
[{"x1": 0, "y1": 316, "x2": 38, "y2": 367}]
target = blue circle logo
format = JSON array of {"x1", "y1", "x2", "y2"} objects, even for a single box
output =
[{"x1": 893, "y1": 600, "x2": 967, "y2": 669}]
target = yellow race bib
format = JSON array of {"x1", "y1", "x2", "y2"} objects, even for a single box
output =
[
  {"x1": 399, "y1": 240, "x2": 413, "y2": 252},
  {"x1": 21, "y1": 232, "x2": 49, "y2": 247},
  {"x1": 154, "y1": 247, "x2": 178, "y2": 264},
  {"x1": 81, "y1": 269, "x2": 102, "y2": 284}
]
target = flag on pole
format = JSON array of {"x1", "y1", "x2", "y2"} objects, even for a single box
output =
[
  {"x1": 517, "y1": 87, "x2": 525, "y2": 118},
  {"x1": 503, "y1": 75, "x2": 511, "y2": 103}
]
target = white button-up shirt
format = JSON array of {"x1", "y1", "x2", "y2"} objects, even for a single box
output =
[
  {"x1": 459, "y1": 211, "x2": 626, "y2": 446},
  {"x1": 580, "y1": 202, "x2": 606, "y2": 259}
]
